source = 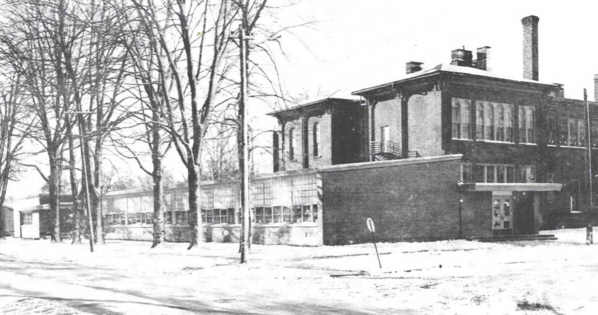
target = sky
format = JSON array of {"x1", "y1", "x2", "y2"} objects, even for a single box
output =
[{"x1": 8, "y1": 0, "x2": 598, "y2": 200}]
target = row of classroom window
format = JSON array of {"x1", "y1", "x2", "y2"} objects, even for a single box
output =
[
  {"x1": 104, "y1": 180, "x2": 317, "y2": 215},
  {"x1": 451, "y1": 98, "x2": 596, "y2": 147},
  {"x1": 460, "y1": 163, "x2": 536, "y2": 183},
  {"x1": 103, "y1": 204, "x2": 319, "y2": 226}
]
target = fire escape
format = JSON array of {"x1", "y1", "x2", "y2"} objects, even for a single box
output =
[{"x1": 370, "y1": 141, "x2": 420, "y2": 161}]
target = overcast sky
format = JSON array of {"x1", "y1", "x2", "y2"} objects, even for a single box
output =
[
  {"x1": 8, "y1": 0, "x2": 598, "y2": 200},
  {"x1": 275, "y1": 0, "x2": 598, "y2": 100}
]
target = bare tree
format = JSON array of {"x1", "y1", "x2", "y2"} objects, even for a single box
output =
[
  {"x1": 122, "y1": 0, "x2": 242, "y2": 249},
  {"x1": 0, "y1": 0, "x2": 129, "y2": 244},
  {"x1": 0, "y1": 74, "x2": 33, "y2": 211},
  {"x1": 0, "y1": 1, "x2": 73, "y2": 242}
]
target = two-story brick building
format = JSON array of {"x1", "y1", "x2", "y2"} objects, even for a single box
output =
[{"x1": 271, "y1": 15, "x2": 595, "y2": 236}]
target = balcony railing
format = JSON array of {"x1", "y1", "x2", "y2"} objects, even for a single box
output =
[{"x1": 370, "y1": 140, "x2": 401, "y2": 158}]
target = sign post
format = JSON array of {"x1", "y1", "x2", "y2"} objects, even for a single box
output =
[{"x1": 366, "y1": 217, "x2": 382, "y2": 269}]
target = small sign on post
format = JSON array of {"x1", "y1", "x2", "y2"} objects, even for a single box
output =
[{"x1": 366, "y1": 217, "x2": 382, "y2": 269}]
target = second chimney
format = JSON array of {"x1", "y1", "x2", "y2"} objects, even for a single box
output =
[
  {"x1": 522, "y1": 15, "x2": 539, "y2": 81},
  {"x1": 450, "y1": 48, "x2": 473, "y2": 67},
  {"x1": 475, "y1": 46, "x2": 491, "y2": 71},
  {"x1": 406, "y1": 61, "x2": 423, "y2": 74}
]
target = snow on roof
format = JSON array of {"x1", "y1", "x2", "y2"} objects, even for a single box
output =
[
  {"x1": 352, "y1": 63, "x2": 561, "y2": 95},
  {"x1": 268, "y1": 97, "x2": 361, "y2": 116}
]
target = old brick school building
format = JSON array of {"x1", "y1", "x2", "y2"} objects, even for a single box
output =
[{"x1": 6, "y1": 15, "x2": 597, "y2": 245}]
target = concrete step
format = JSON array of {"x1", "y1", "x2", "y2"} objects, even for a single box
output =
[{"x1": 476, "y1": 234, "x2": 557, "y2": 242}]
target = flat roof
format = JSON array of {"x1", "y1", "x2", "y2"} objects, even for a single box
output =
[
  {"x1": 459, "y1": 183, "x2": 563, "y2": 192},
  {"x1": 267, "y1": 97, "x2": 361, "y2": 116},
  {"x1": 352, "y1": 64, "x2": 562, "y2": 95}
]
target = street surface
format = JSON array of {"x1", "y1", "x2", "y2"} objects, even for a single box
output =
[{"x1": 1, "y1": 229, "x2": 597, "y2": 314}]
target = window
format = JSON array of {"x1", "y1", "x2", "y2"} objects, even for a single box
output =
[
  {"x1": 472, "y1": 164, "x2": 517, "y2": 183},
  {"x1": 288, "y1": 127, "x2": 295, "y2": 160},
  {"x1": 312, "y1": 122, "x2": 320, "y2": 157},
  {"x1": 496, "y1": 104, "x2": 505, "y2": 141},
  {"x1": 592, "y1": 125, "x2": 598, "y2": 148},
  {"x1": 22, "y1": 213, "x2": 32, "y2": 225},
  {"x1": 547, "y1": 117, "x2": 557, "y2": 145},
  {"x1": 578, "y1": 120, "x2": 586, "y2": 146},
  {"x1": 519, "y1": 165, "x2": 536, "y2": 183},
  {"x1": 519, "y1": 105, "x2": 535, "y2": 143},
  {"x1": 452, "y1": 98, "x2": 471, "y2": 139},
  {"x1": 475, "y1": 101, "x2": 513, "y2": 142},
  {"x1": 559, "y1": 118, "x2": 568, "y2": 144},
  {"x1": 175, "y1": 211, "x2": 188, "y2": 225},
  {"x1": 484, "y1": 102, "x2": 495, "y2": 140},
  {"x1": 210, "y1": 208, "x2": 234, "y2": 224},
  {"x1": 564, "y1": 118, "x2": 586, "y2": 146},
  {"x1": 476, "y1": 103, "x2": 484, "y2": 139},
  {"x1": 504, "y1": 104, "x2": 514, "y2": 142}
]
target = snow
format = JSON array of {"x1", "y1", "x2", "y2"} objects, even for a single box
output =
[
  {"x1": 1, "y1": 229, "x2": 598, "y2": 314},
  {"x1": 353, "y1": 63, "x2": 560, "y2": 95}
]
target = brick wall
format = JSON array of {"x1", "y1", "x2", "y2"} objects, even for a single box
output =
[
  {"x1": 373, "y1": 97, "x2": 402, "y2": 147},
  {"x1": 407, "y1": 91, "x2": 444, "y2": 156},
  {"x1": 319, "y1": 155, "x2": 488, "y2": 244}
]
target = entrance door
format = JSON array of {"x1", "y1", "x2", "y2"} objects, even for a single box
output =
[{"x1": 492, "y1": 193, "x2": 513, "y2": 234}]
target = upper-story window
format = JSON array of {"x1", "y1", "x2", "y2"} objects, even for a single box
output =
[
  {"x1": 518, "y1": 105, "x2": 535, "y2": 144},
  {"x1": 547, "y1": 117, "x2": 558, "y2": 145},
  {"x1": 288, "y1": 127, "x2": 295, "y2": 160},
  {"x1": 312, "y1": 122, "x2": 320, "y2": 157},
  {"x1": 475, "y1": 101, "x2": 513, "y2": 142},
  {"x1": 561, "y1": 118, "x2": 586, "y2": 147},
  {"x1": 592, "y1": 125, "x2": 598, "y2": 148},
  {"x1": 452, "y1": 98, "x2": 471, "y2": 139}
]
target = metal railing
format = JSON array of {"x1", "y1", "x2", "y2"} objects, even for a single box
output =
[{"x1": 370, "y1": 140, "x2": 401, "y2": 157}]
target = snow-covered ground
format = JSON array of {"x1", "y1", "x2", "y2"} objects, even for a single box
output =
[{"x1": 1, "y1": 229, "x2": 597, "y2": 314}]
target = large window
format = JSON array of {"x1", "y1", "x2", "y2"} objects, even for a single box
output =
[
  {"x1": 564, "y1": 118, "x2": 586, "y2": 146},
  {"x1": 518, "y1": 105, "x2": 535, "y2": 143},
  {"x1": 464, "y1": 163, "x2": 537, "y2": 183},
  {"x1": 312, "y1": 122, "x2": 320, "y2": 157},
  {"x1": 452, "y1": 98, "x2": 471, "y2": 139},
  {"x1": 475, "y1": 101, "x2": 514, "y2": 142}
]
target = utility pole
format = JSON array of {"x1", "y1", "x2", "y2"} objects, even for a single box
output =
[
  {"x1": 239, "y1": 21, "x2": 250, "y2": 263},
  {"x1": 585, "y1": 89, "x2": 593, "y2": 211}
]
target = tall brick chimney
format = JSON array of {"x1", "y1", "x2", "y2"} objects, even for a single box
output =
[
  {"x1": 405, "y1": 61, "x2": 423, "y2": 74},
  {"x1": 594, "y1": 74, "x2": 598, "y2": 102},
  {"x1": 522, "y1": 15, "x2": 539, "y2": 81}
]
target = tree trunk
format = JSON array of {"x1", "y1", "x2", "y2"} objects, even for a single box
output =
[
  {"x1": 67, "y1": 123, "x2": 81, "y2": 243},
  {"x1": 49, "y1": 153, "x2": 62, "y2": 242},
  {"x1": 151, "y1": 104, "x2": 165, "y2": 247},
  {"x1": 151, "y1": 155, "x2": 164, "y2": 248},
  {"x1": 187, "y1": 162, "x2": 203, "y2": 249},
  {"x1": 87, "y1": 140, "x2": 104, "y2": 244}
]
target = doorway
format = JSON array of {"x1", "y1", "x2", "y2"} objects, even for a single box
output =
[{"x1": 492, "y1": 192, "x2": 513, "y2": 235}]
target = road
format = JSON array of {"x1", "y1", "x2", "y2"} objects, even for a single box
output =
[{"x1": 1, "y1": 229, "x2": 598, "y2": 314}]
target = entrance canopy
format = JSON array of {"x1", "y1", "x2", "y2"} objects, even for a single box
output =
[{"x1": 458, "y1": 182, "x2": 563, "y2": 192}]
